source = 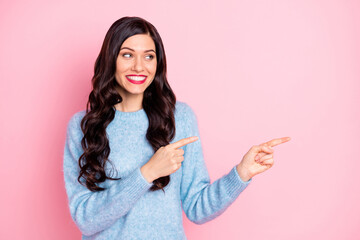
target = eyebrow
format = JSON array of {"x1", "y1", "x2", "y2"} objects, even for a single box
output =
[{"x1": 120, "y1": 47, "x2": 155, "y2": 53}]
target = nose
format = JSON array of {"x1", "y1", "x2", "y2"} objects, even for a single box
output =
[{"x1": 132, "y1": 56, "x2": 144, "y2": 72}]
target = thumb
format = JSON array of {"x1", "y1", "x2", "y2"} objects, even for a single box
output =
[{"x1": 251, "y1": 145, "x2": 273, "y2": 154}]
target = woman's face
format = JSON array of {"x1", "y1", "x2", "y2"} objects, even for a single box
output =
[{"x1": 114, "y1": 33, "x2": 157, "y2": 98}]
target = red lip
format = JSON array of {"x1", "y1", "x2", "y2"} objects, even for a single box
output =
[
  {"x1": 126, "y1": 74, "x2": 147, "y2": 77},
  {"x1": 125, "y1": 75, "x2": 147, "y2": 84}
]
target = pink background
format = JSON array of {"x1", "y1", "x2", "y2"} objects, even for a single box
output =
[{"x1": 1, "y1": 0, "x2": 359, "y2": 239}]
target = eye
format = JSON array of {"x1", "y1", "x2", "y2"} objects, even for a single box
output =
[
  {"x1": 145, "y1": 55, "x2": 154, "y2": 60},
  {"x1": 122, "y1": 53, "x2": 132, "y2": 58}
]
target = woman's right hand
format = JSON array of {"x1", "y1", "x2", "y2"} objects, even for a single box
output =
[{"x1": 141, "y1": 136, "x2": 199, "y2": 183}]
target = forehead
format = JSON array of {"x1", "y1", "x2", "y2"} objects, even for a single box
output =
[{"x1": 120, "y1": 34, "x2": 155, "y2": 51}]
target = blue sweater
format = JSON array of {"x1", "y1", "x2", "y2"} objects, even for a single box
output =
[{"x1": 63, "y1": 101, "x2": 252, "y2": 240}]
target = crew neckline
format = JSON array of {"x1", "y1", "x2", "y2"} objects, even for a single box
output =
[{"x1": 115, "y1": 107, "x2": 146, "y2": 118}]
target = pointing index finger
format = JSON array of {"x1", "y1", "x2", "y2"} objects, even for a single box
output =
[
  {"x1": 169, "y1": 136, "x2": 199, "y2": 149},
  {"x1": 263, "y1": 137, "x2": 291, "y2": 147}
]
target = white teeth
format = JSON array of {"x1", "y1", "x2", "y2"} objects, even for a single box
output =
[{"x1": 127, "y1": 76, "x2": 146, "y2": 81}]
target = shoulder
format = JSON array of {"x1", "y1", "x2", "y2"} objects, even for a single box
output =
[
  {"x1": 175, "y1": 100, "x2": 198, "y2": 126},
  {"x1": 175, "y1": 100, "x2": 196, "y2": 118},
  {"x1": 66, "y1": 110, "x2": 86, "y2": 138},
  {"x1": 175, "y1": 101, "x2": 200, "y2": 137},
  {"x1": 67, "y1": 110, "x2": 86, "y2": 127}
]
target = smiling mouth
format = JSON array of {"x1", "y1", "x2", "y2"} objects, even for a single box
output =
[{"x1": 126, "y1": 75, "x2": 147, "y2": 84}]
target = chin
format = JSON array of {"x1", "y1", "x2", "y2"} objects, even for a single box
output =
[{"x1": 126, "y1": 89, "x2": 146, "y2": 95}]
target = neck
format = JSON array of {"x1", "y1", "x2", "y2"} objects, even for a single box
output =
[{"x1": 114, "y1": 88, "x2": 144, "y2": 112}]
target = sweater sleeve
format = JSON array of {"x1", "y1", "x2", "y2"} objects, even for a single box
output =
[
  {"x1": 180, "y1": 104, "x2": 252, "y2": 225},
  {"x1": 63, "y1": 112, "x2": 153, "y2": 236}
]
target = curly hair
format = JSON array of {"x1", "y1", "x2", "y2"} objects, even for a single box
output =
[{"x1": 77, "y1": 16, "x2": 176, "y2": 193}]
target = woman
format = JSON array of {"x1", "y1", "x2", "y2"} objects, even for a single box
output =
[{"x1": 63, "y1": 16, "x2": 291, "y2": 239}]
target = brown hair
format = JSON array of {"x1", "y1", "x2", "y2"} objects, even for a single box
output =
[{"x1": 78, "y1": 16, "x2": 176, "y2": 193}]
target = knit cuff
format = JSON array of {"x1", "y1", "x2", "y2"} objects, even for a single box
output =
[
  {"x1": 223, "y1": 165, "x2": 252, "y2": 200},
  {"x1": 233, "y1": 165, "x2": 252, "y2": 185},
  {"x1": 117, "y1": 167, "x2": 153, "y2": 199},
  {"x1": 135, "y1": 167, "x2": 154, "y2": 188}
]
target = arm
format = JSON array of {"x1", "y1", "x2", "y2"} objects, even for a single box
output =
[
  {"x1": 63, "y1": 112, "x2": 152, "y2": 236},
  {"x1": 180, "y1": 104, "x2": 252, "y2": 225}
]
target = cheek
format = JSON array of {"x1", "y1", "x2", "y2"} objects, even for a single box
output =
[
  {"x1": 147, "y1": 62, "x2": 157, "y2": 74},
  {"x1": 116, "y1": 60, "x2": 130, "y2": 74}
]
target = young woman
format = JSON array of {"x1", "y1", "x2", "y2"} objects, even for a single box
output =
[{"x1": 63, "y1": 16, "x2": 291, "y2": 239}]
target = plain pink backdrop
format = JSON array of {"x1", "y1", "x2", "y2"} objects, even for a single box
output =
[{"x1": 1, "y1": 0, "x2": 359, "y2": 239}]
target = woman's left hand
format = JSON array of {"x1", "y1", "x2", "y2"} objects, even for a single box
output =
[{"x1": 236, "y1": 137, "x2": 291, "y2": 182}]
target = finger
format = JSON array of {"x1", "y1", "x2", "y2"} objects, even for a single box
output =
[
  {"x1": 261, "y1": 164, "x2": 272, "y2": 169},
  {"x1": 258, "y1": 154, "x2": 273, "y2": 163},
  {"x1": 252, "y1": 144, "x2": 273, "y2": 154},
  {"x1": 169, "y1": 136, "x2": 199, "y2": 149},
  {"x1": 262, "y1": 137, "x2": 291, "y2": 148},
  {"x1": 260, "y1": 145, "x2": 274, "y2": 154},
  {"x1": 255, "y1": 152, "x2": 267, "y2": 162},
  {"x1": 175, "y1": 155, "x2": 185, "y2": 163},
  {"x1": 259, "y1": 158, "x2": 274, "y2": 165},
  {"x1": 253, "y1": 145, "x2": 273, "y2": 159},
  {"x1": 175, "y1": 148, "x2": 185, "y2": 156}
]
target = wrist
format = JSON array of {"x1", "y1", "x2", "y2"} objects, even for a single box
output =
[
  {"x1": 140, "y1": 164, "x2": 156, "y2": 183},
  {"x1": 236, "y1": 164, "x2": 252, "y2": 182}
]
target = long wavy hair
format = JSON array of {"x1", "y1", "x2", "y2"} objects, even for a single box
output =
[{"x1": 77, "y1": 16, "x2": 176, "y2": 193}]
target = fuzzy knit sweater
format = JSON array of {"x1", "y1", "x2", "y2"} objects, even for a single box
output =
[{"x1": 63, "y1": 101, "x2": 252, "y2": 240}]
